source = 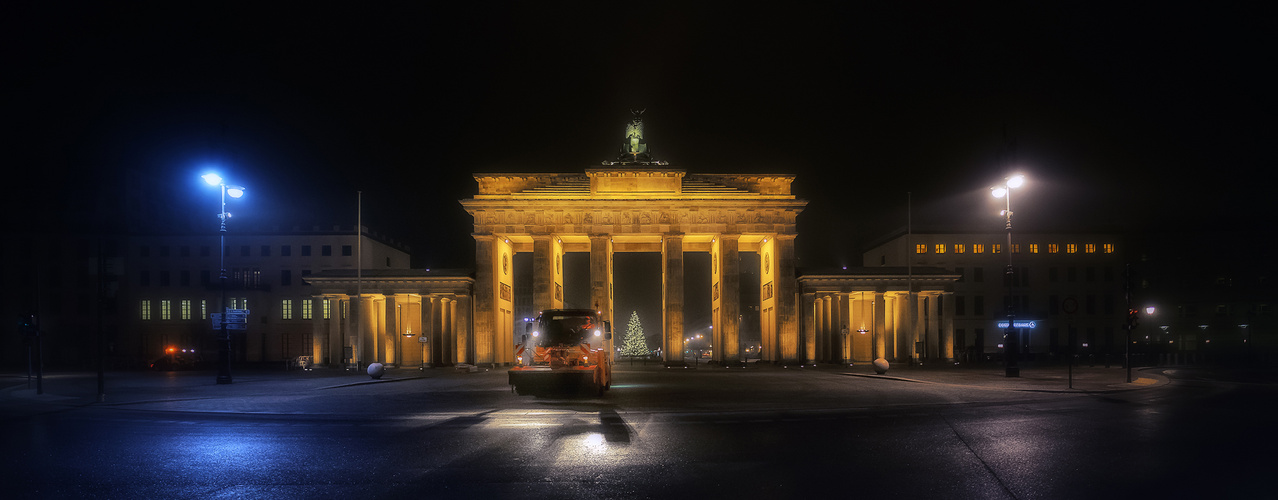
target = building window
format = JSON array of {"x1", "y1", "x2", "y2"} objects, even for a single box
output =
[
  {"x1": 1085, "y1": 243, "x2": 1096, "y2": 254},
  {"x1": 916, "y1": 244, "x2": 927, "y2": 254},
  {"x1": 955, "y1": 296, "x2": 966, "y2": 316},
  {"x1": 1049, "y1": 295, "x2": 1059, "y2": 315},
  {"x1": 322, "y1": 245, "x2": 332, "y2": 256},
  {"x1": 1011, "y1": 243, "x2": 1020, "y2": 253},
  {"x1": 241, "y1": 245, "x2": 250, "y2": 257},
  {"x1": 323, "y1": 299, "x2": 332, "y2": 320},
  {"x1": 159, "y1": 271, "x2": 170, "y2": 286},
  {"x1": 974, "y1": 267, "x2": 984, "y2": 283},
  {"x1": 992, "y1": 244, "x2": 1002, "y2": 254},
  {"x1": 201, "y1": 300, "x2": 207, "y2": 320},
  {"x1": 974, "y1": 296, "x2": 985, "y2": 316},
  {"x1": 281, "y1": 245, "x2": 291, "y2": 257},
  {"x1": 201, "y1": 270, "x2": 211, "y2": 286},
  {"x1": 1067, "y1": 267, "x2": 1077, "y2": 282},
  {"x1": 139, "y1": 270, "x2": 150, "y2": 287},
  {"x1": 282, "y1": 299, "x2": 293, "y2": 320},
  {"x1": 342, "y1": 245, "x2": 353, "y2": 256},
  {"x1": 139, "y1": 245, "x2": 150, "y2": 258},
  {"x1": 935, "y1": 244, "x2": 946, "y2": 254},
  {"x1": 1049, "y1": 267, "x2": 1059, "y2": 282},
  {"x1": 180, "y1": 270, "x2": 190, "y2": 286},
  {"x1": 261, "y1": 245, "x2": 271, "y2": 257},
  {"x1": 1066, "y1": 243, "x2": 1077, "y2": 254},
  {"x1": 1029, "y1": 243, "x2": 1039, "y2": 254},
  {"x1": 1086, "y1": 267, "x2": 1096, "y2": 282},
  {"x1": 1047, "y1": 243, "x2": 1059, "y2": 254},
  {"x1": 180, "y1": 246, "x2": 190, "y2": 257},
  {"x1": 1103, "y1": 243, "x2": 1115, "y2": 254},
  {"x1": 181, "y1": 299, "x2": 191, "y2": 320},
  {"x1": 302, "y1": 245, "x2": 312, "y2": 257},
  {"x1": 140, "y1": 300, "x2": 152, "y2": 320},
  {"x1": 160, "y1": 299, "x2": 171, "y2": 320},
  {"x1": 956, "y1": 267, "x2": 965, "y2": 282},
  {"x1": 281, "y1": 270, "x2": 292, "y2": 286},
  {"x1": 955, "y1": 244, "x2": 965, "y2": 254},
  {"x1": 160, "y1": 246, "x2": 170, "y2": 257},
  {"x1": 200, "y1": 246, "x2": 210, "y2": 257},
  {"x1": 973, "y1": 244, "x2": 984, "y2": 254},
  {"x1": 302, "y1": 299, "x2": 313, "y2": 320}
]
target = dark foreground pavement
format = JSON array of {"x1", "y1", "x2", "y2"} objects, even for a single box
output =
[{"x1": 3, "y1": 361, "x2": 1170, "y2": 418}]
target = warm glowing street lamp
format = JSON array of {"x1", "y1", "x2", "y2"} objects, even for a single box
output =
[
  {"x1": 992, "y1": 173, "x2": 1025, "y2": 377},
  {"x1": 203, "y1": 172, "x2": 245, "y2": 385}
]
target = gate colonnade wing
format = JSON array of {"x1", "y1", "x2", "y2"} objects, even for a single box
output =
[{"x1": 462, "y1": 168, "x2": 809, "y2": 366}]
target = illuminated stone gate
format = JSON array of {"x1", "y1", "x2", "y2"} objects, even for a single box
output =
[{"x1": 461, "y1": 168, "x2": 809, "y2": 365}]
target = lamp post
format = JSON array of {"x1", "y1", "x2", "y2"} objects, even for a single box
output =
[
  {"x1": 202, "y1": 173, "x2": 245, "y2": 385},
  {"x1": 992, "y1": 174, "x2": 1024, "y2": 378}
]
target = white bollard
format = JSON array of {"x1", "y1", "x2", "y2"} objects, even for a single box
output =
[{"x1": 367, "y1": 362, "x2": 385, "y2": 379}]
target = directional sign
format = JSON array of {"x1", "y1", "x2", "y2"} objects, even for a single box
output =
[{"x1": 224, "y1": 323, "x2": 247, "y2": 330}]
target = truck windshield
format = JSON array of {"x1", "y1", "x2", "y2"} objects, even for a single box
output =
[{"x1": 539, "y1": 315, "x2": 597, "y2": 346}]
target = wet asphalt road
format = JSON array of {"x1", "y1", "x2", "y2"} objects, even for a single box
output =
[{"x1": 3, "y1": 364, "x2": 1274, "y2": 499}]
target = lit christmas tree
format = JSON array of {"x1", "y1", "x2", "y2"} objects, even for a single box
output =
[{"x1": 621, "y1": 311, "x2": 650, "y2": 357}]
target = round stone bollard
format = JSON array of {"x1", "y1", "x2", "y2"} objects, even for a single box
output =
[
  {"x1": 367, "y1": 362, "x2": 385, "y2": 379},
  {"x1": 872, "y1": 358, "x2": 889, "y2": 374}
]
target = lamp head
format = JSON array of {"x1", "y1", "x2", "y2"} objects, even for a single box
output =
[
  {"x1": 226, "y1": 186, "x2": 246, "y2": 198},
  {"x1": 1006, "y1": 174, "x2": 1025, "y2": 188},
  {"x1": 202, "y1": 173, "x2": 223, "y2": 186},
  {"x1": 991, "y1": 186, "x2": 1008, "y2": 198}
]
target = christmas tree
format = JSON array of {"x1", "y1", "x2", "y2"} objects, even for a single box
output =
[{"x1": 620, "y1": 311, "x2": 650, "y2": 357}]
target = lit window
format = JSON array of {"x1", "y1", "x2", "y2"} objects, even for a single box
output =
[
  {"x1": 1103, "y1": 243, "x2": 1114, "y2": 254},
  {"x1": 181, "y1": 299, "x2": 191, "y2": 320},
  {"x1": 993, "y1": 244, "x2": 1002, "y2": 254},
  {"x1": 1067, "y1": 243, "x2": 1078, "y2": 254},
  {"x1": 201, "y1": 300, "x2": 207, "y2": 320},
  {"x1": 302, "y1": 299, "x2": 313, "y2": 320},
  {"x1": 323, "y1": 299, "x2": 332, "y2": 320},
  {"x1": 1011, "y1": 244, "x2": 1021, "y2": 253},
  {"x1": 1029, "y1": 243, "x2": 1039, "y2": 254},
  {"x1": 1048, "y1": 244, "x2": 1059, "y2": 254},
  {"x1": 974, "y1": 244, "x2": 985, "y2": 254},
  {"x1": 161, "y1": 299, "x2": 171, "y2": 320},
  {"x1": 1085, "y1": 244, "x2": 1096, "y2": 254},
  {"x1": 282, "y1": 299, "x2": 293, "y2": 320},
  {"x1": 916, "y1": 244, "x2": 927, "y2": 254},
  {"x1": 935, "y1": 244, "x2": 946, "y2": 254},
  {"x1": 140, "y1": 300, "x2": 152, "y2": 320},
  {"x1": 955, "y1": 244, "x2": 966, "y2": 254}
]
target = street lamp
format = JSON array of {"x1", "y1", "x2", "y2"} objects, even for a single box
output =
[
  {"x1": 203, "y1": 173, "x2": 245, "y2": 385},
  {"x1": 992, "y1": 173, "x2": 1024, "y2": 378}
]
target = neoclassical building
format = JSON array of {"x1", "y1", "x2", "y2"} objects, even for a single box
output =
[{"x1": 300, "y1": 114, "x2": 962, "y2": 368}]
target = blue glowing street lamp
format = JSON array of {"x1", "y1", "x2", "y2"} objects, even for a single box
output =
[
  {"x1": 992, "y1": 174, "x2": 1025, "y2": 377},
  {"x1": 202, "y1": 173, "x2": 245, "y2": 385}
]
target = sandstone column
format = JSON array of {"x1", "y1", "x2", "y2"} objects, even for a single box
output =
[{"x1": 663, "y1": 233, "x2": 684, "y2": 366}]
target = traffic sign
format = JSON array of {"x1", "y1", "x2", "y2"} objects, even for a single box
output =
[
  {"x1": 418, "y1": 335, "x2": 429, "y2": 343},
  {"x1": 224, "y1": 323, "x2": 247, "y2": 330}
]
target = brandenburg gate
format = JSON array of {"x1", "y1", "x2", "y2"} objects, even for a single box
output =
[
  {"x1": 307, "y1": 112, "x2": 958, "y2": 369},
  {"x1": 461, "y1": 167, "x2": 808, "y2": 366}
]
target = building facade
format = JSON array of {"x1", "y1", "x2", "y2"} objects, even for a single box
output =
[
  {"x1": 123, "y1": 226, "x2": 409, "y2": 367},
  {"x1": 863, "y1": 231, "x2": 1127, "y2": 361}
]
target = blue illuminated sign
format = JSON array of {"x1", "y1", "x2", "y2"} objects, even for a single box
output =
[{"x1": 997, "y1": 320, "x2": 1037, "y2": 329}]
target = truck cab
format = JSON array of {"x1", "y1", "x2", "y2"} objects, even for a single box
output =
[{"x1": 509, "y1": 309, "x2": 613, "y2": 396}]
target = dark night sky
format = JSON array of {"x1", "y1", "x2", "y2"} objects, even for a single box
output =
[{"x1": 4, "y1": 3, "x2": 1273, "y2": 271}]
